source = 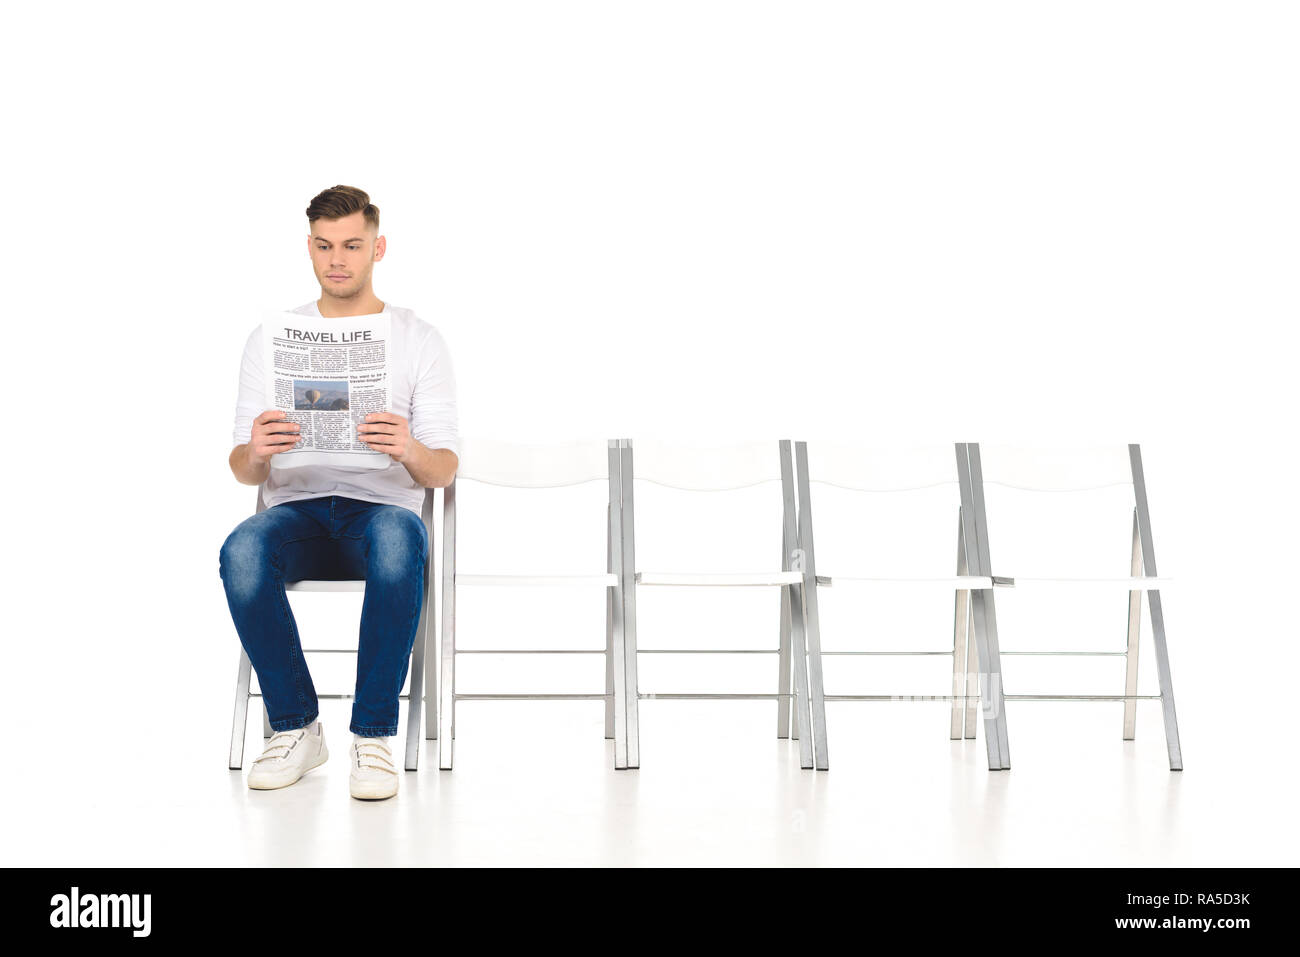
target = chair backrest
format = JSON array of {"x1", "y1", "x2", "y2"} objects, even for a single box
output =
[
  {"x1": 629, "y1": 439, "x2": 784, "y2": 491},
  {"x1": 967, "y1": 443, "x2": 1151, "y2": 580},
  {"x1": 456, "y1": 437, "x2": 612, "y2": 488},
  {"x1": 975, "y1": 444, "x2": 1135, "y2": 492},
  {"x1": 802, "y1": 442, "x2": 961, "y2": 492},
  {"x1": 791, "y1": 442, "x2": 967, "y2": 578},
  {"x1": 622, "y1": 439, "x2": 795, "y2": 574},
  {"x1": 444, "y1": 439, "x2": 618, "y2": 577}
]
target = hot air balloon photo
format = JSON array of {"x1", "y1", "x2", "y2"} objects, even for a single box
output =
[{"x1": 293, "y1": 379, "x2": 349, "y2": 411}]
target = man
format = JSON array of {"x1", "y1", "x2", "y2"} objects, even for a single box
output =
[{"x1": 220, "y1": 185, "x2": 458, "y2": 800}]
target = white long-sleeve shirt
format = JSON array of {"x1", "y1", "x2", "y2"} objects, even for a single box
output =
[{"x1": 232, "y1": 300, "x2": 458, "y2": 516}]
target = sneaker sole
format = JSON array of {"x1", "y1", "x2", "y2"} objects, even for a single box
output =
[
  {"x1": 247, "y1": 749, "x2": 329, "y2": 790},
  {"x1": 349, "y1": 776, "x2": 398, "y2": 800}
]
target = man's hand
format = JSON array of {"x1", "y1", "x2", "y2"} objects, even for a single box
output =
[
  {"x1": 229, "y1": 409, "x2": 300, "y2": 485},
  {"x1": 248, "y1": 409, "x2": 303, "y2": 466},
  {"x1": 357, "y1": 411, "x2": 414, "y2": 463},
  {"x1": 357, "y1": 411, "x2": 458, "y2": 487}
]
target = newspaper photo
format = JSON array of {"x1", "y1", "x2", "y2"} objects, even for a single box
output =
[{"x1": 261, "y1": 309, "x2": 393, "y2": 470}]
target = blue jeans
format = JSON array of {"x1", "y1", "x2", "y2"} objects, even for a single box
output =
[{"x1": 219, "y1": 495, "x2": 429, "y2": 737}]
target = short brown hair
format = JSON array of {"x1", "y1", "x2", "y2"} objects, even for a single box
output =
[{"x1": 305, "y1": 185, "x2": 379, "y2": 232}]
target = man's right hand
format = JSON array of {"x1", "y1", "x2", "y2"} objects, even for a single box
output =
[{"x1": 248, "y1": 409, "x2": 302, "y2": 465}]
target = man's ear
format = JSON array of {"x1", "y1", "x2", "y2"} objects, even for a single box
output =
[{"x1": 374, "y1": 234, "x2": 387, "y2": 262}]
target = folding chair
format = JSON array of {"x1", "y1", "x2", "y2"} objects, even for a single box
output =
[
  {"x1": 961, "y1": 442, "x2": 1183, "y2": 770},
  {"x1": 619, "y1": 439, "x2": 821, "y2": 769},
  {"x1": 788, "y1": 442, "x2": 1013, "y2": 772},
  {"x1": 436, "y1": 439, "x2": 634, "y2": 769},
  {"x1": 227, "y1": 485, "x2": 437, "y2": 772}
]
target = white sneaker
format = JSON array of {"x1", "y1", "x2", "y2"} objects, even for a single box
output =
[
  {"x1": 349, "y1": 736, "x2": 398, "y2": 800},
  {"x1": 247, "y1": 722, "x2": 328, "y2": 790}
]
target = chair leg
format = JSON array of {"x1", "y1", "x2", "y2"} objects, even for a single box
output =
[
  {"x1": 1123, "y1": 510, "x2": 1142, "y2": 740},
  {"x1": 605, "y1": 597, "x2": 616, "y2": 741},
  {"x1": 803, "y1": 588, "x2": 830, "y2": 770},
  {"x1": 229, "y1": 648, "x2": 253, "y2": 769},
  {"x1": 437, "y1": 628, "x2": 455, "y2": 771},
  {"x1": 780, "y1": 440, "x2": 813, "y2": 767},
  {"x1": 793, "y1": 442, "x2": 829, "y2": 770},
  {"x1": 777, "y1": 509, "x2": 795, "y2": 739},
  {"x1": 957, "y1": 443, "x2": 1010, "y2": 770},
  {"x1": 786, "y1": 582, "x2": 815, "y2": 769},
  {"x1": 438, "y1": 482, "x2": 457, "y2": 770},
  {"x1": 777, "y1": 578, "x2": 793, "y2": 739},
  {"x1": 262, "y1": 700, "x2": 272, "y2": 739},
  {"x1": 405, "y1": 580, "x2": 428, "y2": 771},
  {"x1": 1129, "y1": 445, "x2": 1183, "y2": 771},
  {"x1": 617, "y1": 440, "x2": 641, "y2": 769},
  {"x1": 425, "y1": 559, "x2": 438, "y2": 745},
  {"x1": 605, "y1": 503, "x2": 616, "y2": 741},
  {"x1": 962, "y1": 602, "x2": 978, "y2": 740},
  {"x1": 967, "y1": 589, "x2": 1010, "y2": 769},
  {"x1": 607, "y1": 445, "x2": 630, "y2": 769},
  {"x1": 1146, "y1": 589, "x2": 1183, "y2": 769},
  {"x1": 950, "y1": 510, "x2": 970, "y2": 740},
  {"x1": 950, "y1": 590, "x2": 971, "y2": 740}
]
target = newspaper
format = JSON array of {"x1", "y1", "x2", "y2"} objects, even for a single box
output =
[{"x1": 261, "y1": 309, "x2": 393, "y2": 470}]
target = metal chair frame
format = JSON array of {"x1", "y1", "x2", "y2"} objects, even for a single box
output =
[
  {"x1": 786, "y1": 441, "x2": 1011, "y2": 771},
  {"x1": 619, "y1": 439, "x2": 822, "y2": 769},
  {"x1": 436, "y1": 440, "x2": 632, "y2": 769},
  {"x1": 961, "y1": 442, "x2": 1183, "y2": 770}
]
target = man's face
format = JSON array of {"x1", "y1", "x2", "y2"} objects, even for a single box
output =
[{"x1": 307, "y1": 211, "x2": 385, "y2": 300}]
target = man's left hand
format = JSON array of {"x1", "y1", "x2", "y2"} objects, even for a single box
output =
[{"x1": 357, "y1": 411, "x2": 415, "y2": 463}]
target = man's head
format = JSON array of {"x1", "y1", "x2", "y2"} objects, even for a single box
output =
[{"x1": 306, "y1": 185, "x2": 386, "y2": 304}]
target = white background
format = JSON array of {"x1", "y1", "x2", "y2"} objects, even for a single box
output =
[{"x1": 2, "y1": 1, "x2": 1297, "y2": 866}]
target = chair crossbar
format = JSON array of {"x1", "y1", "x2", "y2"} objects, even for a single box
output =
[
  {"x1": 823, "y1": 693, "x2": 1164, "y2": 702},
  {"x1": 248, "y1": 692, "x2": 415, "y2": 701},
  {"x1": 639, "y1": 693, "x2": 794, "y2": 700},
  {"x1": 817, "y1": 648, "x2": 1131, "y2": 657},
  {"x1": 827, "y1": 694, "x2": 973, "y2": 702},
  {"x1": 453, "y1": 693, "x2": 609, "y2": 701},
  {"x1": 639, "y1": 648, "x2": 776, "y2": 654},
  {"x1": 1006, "y1": 694, "x2": 1164, "y2": 701},
  {"x1": 636, "y1": 571, "x2": 801, "y2": 586},
  {"x1": 455, "y1": 648, "x2": 606, "y2": 654},
  {"x1": 457, "y1": 573, "x2": 617, "y2": 586}
]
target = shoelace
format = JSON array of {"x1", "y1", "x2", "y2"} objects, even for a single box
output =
[
  {"x1": 353, "y1": 740, "x2": 397, "y2": 776},
  {"x1": 252, "y1": 729, "x2": 305, "y2": 766}
]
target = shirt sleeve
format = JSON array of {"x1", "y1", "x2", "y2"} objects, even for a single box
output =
[
  {"x1": 409, "y1": 325, "x2": 459, "y2": 455},
  {"x1": 232, "y1": 325, "x2": 264, "y2": 449}
]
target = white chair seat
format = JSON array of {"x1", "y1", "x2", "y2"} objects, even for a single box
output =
[
  {"x1": 821, "y1": 575, "x2": 995, "y2": 589},
  {"x1": 1006, "y1": 576, "x2": 1172, "y2": 590},
  {"x1": 457, "y1": 573, "x2": 618, "y2": 587},
  {"x1": 285, "y1": 580, "x2": 366, "y2": 592},
  {"x1": 636, "y1": 570, "x2": 802, "y2": 586}
]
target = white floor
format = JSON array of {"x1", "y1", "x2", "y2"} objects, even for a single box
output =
[{"x1": 9, "y1": 695, "x2": 1291, "y2": 867}]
